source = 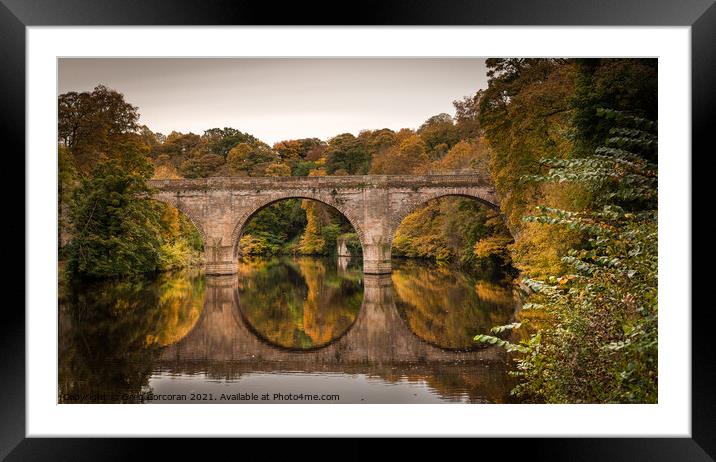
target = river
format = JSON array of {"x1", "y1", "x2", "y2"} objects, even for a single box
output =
[{"x1": 59, "y1": 256, "x2": 520, "y2": 403}]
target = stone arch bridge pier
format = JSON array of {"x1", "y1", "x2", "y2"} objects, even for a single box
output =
[{"x1": 149, "y1": 174, "x2": 499, "y2": 275}]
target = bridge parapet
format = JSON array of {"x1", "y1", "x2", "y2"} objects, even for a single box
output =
[{"x1": 147, "y1": 174, "x2": 493, "y2": 192}]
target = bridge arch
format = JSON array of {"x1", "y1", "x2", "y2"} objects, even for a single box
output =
[
  {"x1": 389, "y1": 189, "x2": 501, "y2": 241},
  {"x1": 230, "y1": 193, "x2": 367, "y2": 259},
  {"x1": 148, "y1": 175, "x2": 502, "y2": 275}
]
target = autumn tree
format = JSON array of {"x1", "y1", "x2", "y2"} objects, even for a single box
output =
[
  {"x1": 358, "y1": 128, "x2": 398, "y2": 155},
  {"x1": 417, "y1": 113, "x2": 460, "y2": 159},
  {"x1": 226, "y1": 143, "x2": 280, "y2": 176},
  {"x1": 151, "y1": 153, "x2": 182, "y2": 180},
  {"x1": 58, "y1": 85, "x2": 140, "y2": 172},
  {"x1": 370, "y1": 134, "x2": 427, "y2": 175},
  {"x1": 418, "y1": 139, "x2": 489, "y2": 174},
  {"x1": 298, "y1": 200, "x2": 349, "y2": 255},
  {"x1": 138, "y1": 125, "x2": 164, "y2": 152},
  {"x1": 272, "y1": 138, "x2": 326, "y2": 175},
  {"x1": 202, "y1": 127, "x2": 263, "y2": 157},
  {"x1": 265, "y1": 162, "x2": 291, "y2": 177},
  {"x1": 273, "y1": 138, "x2": 324, "y2": 161},
  {"x1": 453, "y1": 90, "x2": 484, "y2": 140},
  {"x1": 179, "y1": 153, "x2": 224, "y2": 178},
  {"x1": 475, "y1": 58, "x2": 582, "y2": 276},
  {"x1": 154, "y1": 131, "x2": 204, "y2": 170}
]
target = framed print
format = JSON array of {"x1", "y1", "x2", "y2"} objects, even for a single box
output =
[{"x1": 4, "y1": 0, "x2": 713, "y2": 458}]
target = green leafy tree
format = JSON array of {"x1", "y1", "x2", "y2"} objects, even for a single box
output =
[
  {"x1": 155, "y1": 132, "x2": 203, "y2": 159},
  {"x1": 571, "y1": 59, "x2": 657, "y2": 158},
  {"x1": 292, "y1": 161, "x2": 319, "y2": 177},
  {"x1": 324, "y1": 133, "x2": 370, "y2": 175},
  {"x1": 66, "y1": 142, "x2": 164, "y2": 278},
  {"x1": 202, "y1": 127, "x2": 263, "y2": 157},
  {"x1": 226, "y1": 143, "x2": 279, "y2": 176},
  {"x1": 247, "y1": 199, "x2": 306, "y2": 239},
  {"x1": 417, "y1": 113, "x2": 460, "y2": 159},
  {"x1": 58, "y1": 145, "x2": 79, "y2": 250}
]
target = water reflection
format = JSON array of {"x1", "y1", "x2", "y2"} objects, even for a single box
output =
[
  {"x1": 237, "y1": 257, "x2": 363, "y2": 349},
  {"x1": 58, "y1": 270, "x2": 205, "y2": 403},
  {"x1": 59, "y1": 258, "x2": 519, "y2": 404},
  {"x1": 392, "y1": 259, "x2": 515, "y2": 350}
]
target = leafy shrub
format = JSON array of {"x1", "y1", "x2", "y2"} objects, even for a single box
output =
[
  {"x1": 239, "y1": 232, "x2": 284, "y2": 256},
  {"x1": 475, "y1": 110, "x2": 658, "y2": 403},
  {"x1": 158, "y1": 240, "x2": 203, "y2": 271}
]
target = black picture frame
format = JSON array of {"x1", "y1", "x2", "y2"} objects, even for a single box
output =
[{"x1": 3, "y1": 0, "x2": 712, "y2": 458}]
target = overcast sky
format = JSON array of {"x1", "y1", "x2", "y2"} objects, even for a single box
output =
[{"x1": 58, "y1": 58, "x2": 488, "y2": 145}]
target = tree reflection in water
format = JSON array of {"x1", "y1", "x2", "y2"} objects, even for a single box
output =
[
  {"x1": 58, "y1": 270, "x2": 205, "y2": 403},
  {"x1": 237, "y1": 256, "x2": 363, "y2": 349},
  {"x1": 392, "y1": 259, "x2": 516, "y2": 350},
  {"x1": 58, "y1": 258, "x2": 519, "y2": 403}
]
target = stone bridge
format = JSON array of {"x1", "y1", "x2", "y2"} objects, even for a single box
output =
[{"x1": 149, "y1": 174, "x2": 499, "y2": 275}]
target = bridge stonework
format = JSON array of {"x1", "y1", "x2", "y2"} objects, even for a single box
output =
[{"x1": 149, "y1": 174, "x2": 498, "y2": 275}]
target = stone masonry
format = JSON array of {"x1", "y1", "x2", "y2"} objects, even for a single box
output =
[{"x1": 148, "y1": 174, "x2": 499, "y2": 275}]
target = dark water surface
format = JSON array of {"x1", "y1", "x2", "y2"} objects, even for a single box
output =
[{"x1": 59, "y1": 257, "x2": 519, "y2": 403}]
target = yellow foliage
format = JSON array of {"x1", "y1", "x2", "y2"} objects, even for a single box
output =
[
  {"x1": 226, "y1": 143, "x2": 253, "y2": 172},
  {"x1": 298, "y1": 200, "x2": 327, "y2": 254},
  {"x1": 370, "y1": 134, "x2": 427, "y2": 174},
  {"x1": 264, "y1": 162, "x2": 291, "y2": 177},
  {"x1": 159, "y1": 205, "x2": 181, "y2": 240},
  {"x1": 152, "y1": 163, "x2": 182, "y2": 179},
  {"x1": 236, "y1": 256, "x2": 270, "y2": 277},
  {"x1": 418, "y1": 138, "x2": 490, "y2": 174},
  {"x1": 393, "y1": 201, "x2": 453, "y2": 260},
  {"x1": 510, "y1": 181, "x2": 591, "y2": 277},
  {"x1": 510, "y1": 221, "x2": 577, "y2": 278},
  {"x1": 483, "y1": 62, "x2": 577, "y2": 231},
  {"x1": 473, "y1": 235, "x2": 513, "y2": 259},
  {"x1": 298, "y1": 258, "x2": 340, "y2": 345}
]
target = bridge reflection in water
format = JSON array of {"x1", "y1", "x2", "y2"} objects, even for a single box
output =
[
  {"x1": 151, "y1": 257, "x2": 517, "y2": 403},
  {"x1": 59, "y1": 257, "x2": 518, "y2": 404}
]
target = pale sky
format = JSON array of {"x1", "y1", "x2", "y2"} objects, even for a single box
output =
[{"x1": 58, "y1": 58, "x2": 488, "y2": 145}]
